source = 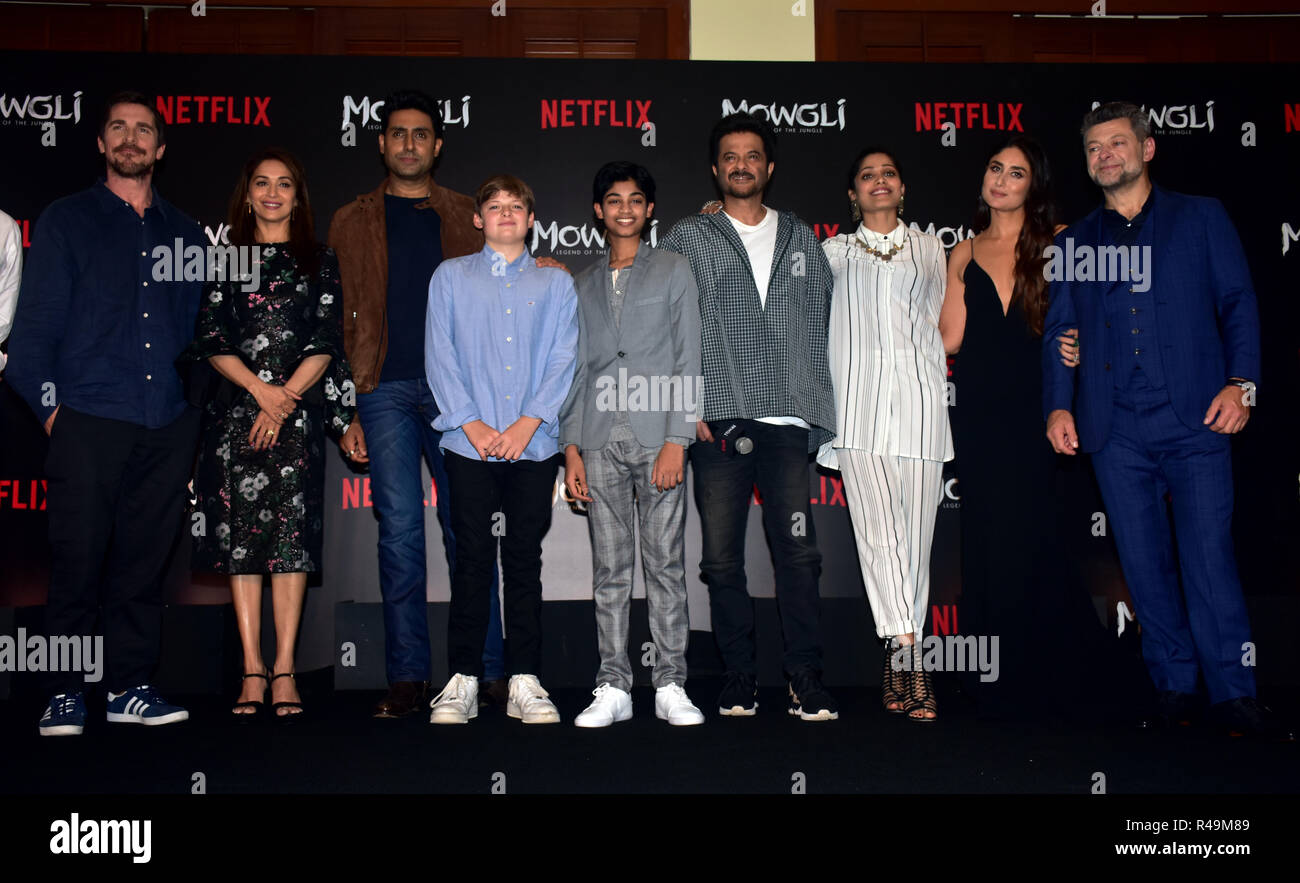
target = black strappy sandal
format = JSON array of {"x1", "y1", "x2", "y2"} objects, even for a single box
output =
[
  {"x1": 881, "y1": 639, "x2": 908, "y2": 714},
  {"x1": 903, "y1": 645, "x2": 938, "y2": 723},
  {"x1": 232, "y1": 671, "x2": 269, "y2": 719},
  {"x1": 271, "y1": 672, "x2": 304, "y2": 722}
]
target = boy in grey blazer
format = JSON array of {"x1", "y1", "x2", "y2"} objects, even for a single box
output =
[{"x1": 560, "y1": 162, "x2": 705, "y2": 726}]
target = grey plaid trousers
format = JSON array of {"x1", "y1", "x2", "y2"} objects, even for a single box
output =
[{"x1": 583, "y1": 439, "x2": 690, "y2": 691}]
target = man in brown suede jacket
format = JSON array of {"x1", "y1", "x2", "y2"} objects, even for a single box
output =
[{"x1": 328, "y1": 89, "x2": 505, "y2": 718}]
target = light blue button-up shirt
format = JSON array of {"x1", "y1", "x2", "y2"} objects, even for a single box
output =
[{"x1": 425, "y1": 244, "x2": 578, "y2": 462}]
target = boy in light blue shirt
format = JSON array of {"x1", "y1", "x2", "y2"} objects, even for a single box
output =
[{"x1": 424, "y1": 174, "x2": 578, "y2": 724}]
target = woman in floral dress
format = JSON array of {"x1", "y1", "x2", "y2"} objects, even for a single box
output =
[{"x1": 181, "y1": 148, "x2": 353, "y2": 719}]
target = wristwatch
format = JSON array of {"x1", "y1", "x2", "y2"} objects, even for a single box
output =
[{"x1": 1228, "y1": 378, "x2": 1256, "y2": 399}]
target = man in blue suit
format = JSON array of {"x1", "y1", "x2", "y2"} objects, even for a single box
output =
[{"x1": 1043, "y1": 102, "x2": 1289, "y2": 740}]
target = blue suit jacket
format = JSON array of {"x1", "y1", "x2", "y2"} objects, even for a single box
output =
[{"x1": 1042, "y1": 186, "x2": 1260, "y2": 453}]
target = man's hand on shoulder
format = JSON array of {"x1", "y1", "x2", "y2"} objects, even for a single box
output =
[{"x1": 535, "y1": 256, "x2": 570, "y2": 275}]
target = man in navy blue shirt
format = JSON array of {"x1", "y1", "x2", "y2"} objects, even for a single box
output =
[{"x1": 8, "y1": 91, "x2": 205, "y2": 736}]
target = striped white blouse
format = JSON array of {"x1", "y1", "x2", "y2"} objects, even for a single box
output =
[{"x1": 817, "y1": 222, "x2": 954, "y2": 467}]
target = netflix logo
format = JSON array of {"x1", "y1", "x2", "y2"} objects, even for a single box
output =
[
  {"x1": 746, "y1": 476, "x2": 846, "y2": 507},
  {"x1": 155, "y1": 95, "x2": 271, "y2": 127},
  {"x1": 811, "y1": 474, "x2": 847, "y2": 507},
  {"x1": 0, "y1": 479, "x2": 48, "y2": 510},
  {"x1": 930, "y1": 604, "x2": 959, "y2": 636},
  {"x1": 540, "y1": 99, "x2": 652, "y2": 129},
  {"x1": 1286, "y1": 104, "x2": 1300, "y2": 132},
  {"x1": 810, "y1": 223, "x2": 843, "y2": 240},
  {"x1": 915, "y1": 102, "x2": 1023, "y2": 132},
  {"x1": 12, "y1": 218, "x2": 32, "y2": 249},
  {"x1": 341, "y1": 477, "x2": 439, "y2": 510}
]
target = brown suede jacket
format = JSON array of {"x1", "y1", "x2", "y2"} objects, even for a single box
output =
[{"x1": 327, "y1": 178, "x2": 483, "y2": 394}]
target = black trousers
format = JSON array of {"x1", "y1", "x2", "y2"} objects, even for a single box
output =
[
  {"x1": 689, "y1": 420, "x2": 823, "y2": 677},
  {"x1": 443, "y1": 452, "x2": 560, "y2": 678},
  {"x1": 43, "y1": 406, "x2": 200, "y2": 694}
]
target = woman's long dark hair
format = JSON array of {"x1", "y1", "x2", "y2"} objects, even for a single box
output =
[
  {"x1": 971, "y1": 136, "x2": 1056, "y2": 336},
  {"x1": 226, "y1": 147, "x2": 319, "y2": 276}
]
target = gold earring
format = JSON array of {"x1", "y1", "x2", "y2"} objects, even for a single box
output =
[
  {"x1": 850, "y1": 198, "x2": 861, "y2": 222},
  {"x1": 897, "y1": 197, "x2": 905, "y2": 218},
  {"x1": 246, "y1": 202, "x2": 252, "y2": 215}
]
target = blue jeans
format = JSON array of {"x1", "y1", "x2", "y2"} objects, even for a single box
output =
[{"x1": 355, "y1": 378, "x2": 503, "y2": 683}]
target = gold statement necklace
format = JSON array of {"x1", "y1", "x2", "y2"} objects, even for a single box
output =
[{"x1": 854, "y1": 223, "x2": 904, "y2": 261}]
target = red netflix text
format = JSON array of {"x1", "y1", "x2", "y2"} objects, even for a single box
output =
[
  {"x1": 155, "y1": 95, "x2": 271, "y2": 127},
  {"x1": 540, "y1": 99, "x2": 652, "y2": 129},
  {"x1": 341, "y1": 477, "x2": 440, "y2": 510},
  {"x1": 914, "y1": 102, "x2": 1023, "y2": 132},
  {"x1": 748, "y1": 476, "x2": 847, "y2": 507},
  {"x1": 0, "y1": 479, "x2": 48, "y2": 510},
  {"x1": 931, "y1": 604, "x2": 959, "y2": 635}
]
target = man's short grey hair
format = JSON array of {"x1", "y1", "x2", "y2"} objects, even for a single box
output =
[{"x1": 1080, "y1": 102, "x2": 1151, "y2": 144}]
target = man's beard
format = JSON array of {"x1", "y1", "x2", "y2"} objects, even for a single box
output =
[
  {"x1": 719, "y1": 172, "x2": 764, "y2": 200},
  {"x1": 107, "y1": 148, "x2": 154, "y2": 179},
  {"x1": 388, "y1": 153, "x2": 433, "y2": 181},
  {"x1": 1093, "y1": 162, "x2": 1141, "y2": 193}
]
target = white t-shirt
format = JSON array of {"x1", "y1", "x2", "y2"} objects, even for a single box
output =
[
  {"x1": 723, "y1": 207, "x2": 778, "y2": 309},
  {"x1": 722, "y1": 207, "x2": 809, "y2": 430}
]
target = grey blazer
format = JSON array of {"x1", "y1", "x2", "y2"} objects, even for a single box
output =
[{"x1": 560, "y1": 241, "x2": 701, "y2": 451}]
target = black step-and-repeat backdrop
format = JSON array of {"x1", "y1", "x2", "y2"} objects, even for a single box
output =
[{"x1": 1, "y1": 55, "x2": 1297, "y2": 675}]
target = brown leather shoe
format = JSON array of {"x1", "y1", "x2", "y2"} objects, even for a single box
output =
[
  {"x1": 479, "y1": 678, "x2": 509, "y2": 708},
  {"x1": 373, "y1": 681, "x2": 429, "y2": 718}
]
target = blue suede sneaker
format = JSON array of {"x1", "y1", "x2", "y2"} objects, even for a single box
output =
[
  {"x1": 39, "y1": 692, "x2": 87, "y2": 736},
  {"x1": 106, "y1": 685, "x2": 189, "y2": 726}
]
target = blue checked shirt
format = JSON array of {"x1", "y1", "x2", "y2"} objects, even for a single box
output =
[{"x1": 424, "y1": 245, "x2": 578, "y2": 462}]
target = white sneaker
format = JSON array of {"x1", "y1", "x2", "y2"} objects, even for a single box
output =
[
  {"x1": 655, "y1": 683, "x2": 705, "y2": 726},
  {"x1": 574, "y1": 684, "x2": 632, "y2": 728},
  {"x1": 507, "y1": 674, "x2": 561, "y2": 724},
  {"x1": 429, "y1": 673, "x2": 478, "y2": 724}
]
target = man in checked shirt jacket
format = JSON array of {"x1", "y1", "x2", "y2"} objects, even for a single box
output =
[{"x1": 661, "y1": 112, "x2": 839, "y2": 722}]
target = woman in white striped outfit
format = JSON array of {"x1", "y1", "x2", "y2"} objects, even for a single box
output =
[{"x1": 818, "y1": 148, "x2": 953, "y2": 721}]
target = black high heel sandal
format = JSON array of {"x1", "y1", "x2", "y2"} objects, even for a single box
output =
[
  {"x1": 271, "y1": 672, "x2": 304, "y2": 722},
  {"x1": 881, "y1": 639, "x2": 908, "y2": 714},
  {"x1": 232, "y1": 671, "x2": 269, "y2": 719},
  {"x1": 903, "y1": 645, "x2": 938, "y2": 723}
]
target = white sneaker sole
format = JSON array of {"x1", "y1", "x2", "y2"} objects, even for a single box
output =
[
  {"x1": 788, "y1": 707, "x2": 839, "y2": 721},
  {"x1": 656, "y1": 707, "x2": 705, "y2": 726},
  {"x1": 718, "y1": 703, "x2": 757, "y2": 717},
  {"x1": 574, "y1": 707, "x2": 631, "y2": 728},
  {"x1": 508, "y1": 702, "x2": 561, "y2": 724},
  {"x1": 430, "y1": 705, "x2": 478, "y2": 724},
  {"x1": 39, "y1": 724, "x2": 84, "y2": 736},
  {"x1": 107, "y1": 709, "x2": 189, "y2": 726}
]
